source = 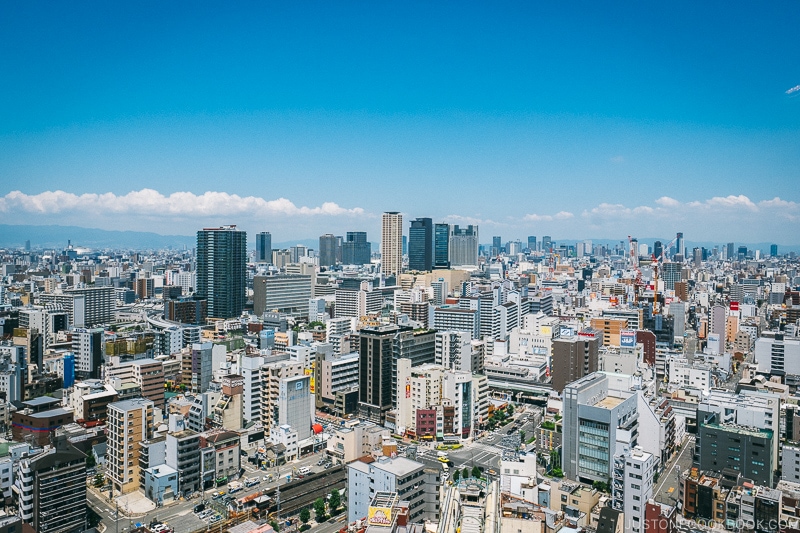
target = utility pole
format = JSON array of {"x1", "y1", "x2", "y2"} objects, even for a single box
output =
[
  {"x1": 276, "y1": 484, "x2": 281, "y2": 525},
  {"x1": 115, "y1": 499, "x2": 119, "y2": 533}
]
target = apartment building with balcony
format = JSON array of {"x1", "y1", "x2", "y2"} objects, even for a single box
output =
[
  {"x1": 14, "y1": 435, "x2": 86, "y2": 533},
  {"x1": 107, "y1": 398, "x2": 154, "y2": 495}
]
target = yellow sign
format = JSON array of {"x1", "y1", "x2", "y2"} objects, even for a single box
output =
[
  {"x1": 540, "y1": 326, "x2": 552, "y2": 336},
  {"x1": 368, "y1": 506, "x2": 392, "y2": 526}
]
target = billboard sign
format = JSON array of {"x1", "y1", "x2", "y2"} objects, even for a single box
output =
[
  {"x1": 620, "y1": 330, "x2": 636, "y2": 348},
  {"x1": 368, "y1": 506, "x2": 392, "y2": 526}
]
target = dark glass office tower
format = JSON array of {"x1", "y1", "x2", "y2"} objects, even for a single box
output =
[
  {"x1": 342, "y1": 231, "x2": 371, "y2": 265},
  {"x1": 408, "y1": 218, "x2": 433, "y2": 271},
  {"x1": 255, "y1": 231, "x2": 272, "y2": 262},
  {"x1": 196, "y1": 225, "x2": 247, "y2": 319},
  {"x1": 319, "y1": 233, "x2": 337, "y2": 267},
  {"x1": 434, "y1": 223, "x2": 450, "y2": 268}
]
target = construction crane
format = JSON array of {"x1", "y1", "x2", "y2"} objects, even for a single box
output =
[{"x1": 628, "y1": 236, "x2": 645, "y2": 303}]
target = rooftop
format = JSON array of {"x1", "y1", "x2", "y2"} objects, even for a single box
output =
[{"x1": 595, "y1": 396, "x2": 624, "y2": 409}]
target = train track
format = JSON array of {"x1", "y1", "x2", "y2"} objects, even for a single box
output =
[{"x1": 263, "y1": 466, "x2": 347, "y2": 515}]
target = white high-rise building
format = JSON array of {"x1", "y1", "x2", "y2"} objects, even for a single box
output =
[
  {"x1": 612, "y1": 445, "x2": 656, "y2": 533},
  {"x1": 381, "y1": 212, "x2": 403, "y2": 276}
]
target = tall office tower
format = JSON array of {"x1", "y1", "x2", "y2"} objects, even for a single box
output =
[
  {"x1": 358, "y1": 325, "x2": 399, "y2": 423},
  {"x1": 770, "y1": 244, "x2": 778, "y2": 257},
  {"x1": 541, "y1": 235, "x2": 552, "y2": 252},
  {"x1": 550, "y1": 332, "x2": 600, "y2": 393},
  {"x1": 335, "y1": 235, "x2": 343, "y2": 263},
  {"x1": 189, "y1": 342, "x2": 213, "y2": 393},
  {"x1": 726, "y1": 242, "x2": 735, "y2": 260},
  {"x1": 653, "y1": 240, "x2": 663, "y2": 260},
  {"x1": 107, "y1": 398, "x2": 154, "y2": 495},
  {"x1": 492, "y1": 236, "x2": 502, "y2": 256},
  {"x1": 342, "y1": 231, "x2": 371, "y2": 265},
  {"x1": 381, "y1": 212, "x2": 403, "y2": 276},
  {"x1": 434, "y1": 223, "x2": 450, "y2": 268},
  {"x1": 408, "y1": 218, "x2": 433, "y2": 271},
  {"x1": 449, "y1": 225, "x2": 479, "y2": 266},
  {"x1": 693, "y1": 247, "x2": 703, "y2": 267},
  {"x1": 319, "y1": 233, "x2": 338, "y2": 267},
  {"x1": 737, "y1": 245, "x2": 748, "y2": 260},
  {"x1": 661, "y1": 262, "x2": 682, "y2": 291},
  {"x1": 196, "y1": 225, "x2": 247, "y2": 319},
  {"x1": 278, "y1": 374, "x2": 313, "y2": 440},
  {"x1": 675, "y1": 232, "x2": 685, "y2": 258},
  {"x1": 256, "y1": 232, "x2": 272, "y2": 263},
  {"x1": 15, "y1": 435, "x2": 86, "y2": 533},
  {"x1": 527, "y1": 236, "x2": 537, "y2": 252}
]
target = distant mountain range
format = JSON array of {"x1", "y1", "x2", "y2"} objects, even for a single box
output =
[
  {"x1": 0, "y1": 224, "x2": 195, "y2": 250},
  {"x1": 0, "y1": 224, "x2": 796, "y2": 254}
]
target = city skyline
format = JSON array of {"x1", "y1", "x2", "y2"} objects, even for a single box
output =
[{"x1": 1, "y1": 3, "x2": 798, "y2": 243}]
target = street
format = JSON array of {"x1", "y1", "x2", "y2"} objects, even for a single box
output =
[{"x1": 652, "y1": 434, "x2": 695, "y2": 507}]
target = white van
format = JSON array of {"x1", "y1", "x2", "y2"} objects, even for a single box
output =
[{"x1": 299, "y1": 466, "x2": 311, "y2": 475}]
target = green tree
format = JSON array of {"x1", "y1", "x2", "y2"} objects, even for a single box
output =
[
  {"x1": 314, "y1": 497, "x2": 327, "y2": 521},
  {"x1": 519, "y1": 430, "x2": 526, "y2": 443},
  {"x1": 462, "y1": 467, "x2": 470, "y2": 480},
  {"x1": 86, "y1": 453, "x2": 96, "y2": 469},
  {"x1": 269, "y1": 520, "x2": 280, "y2": 531},
  {"x1": 452, "y1": 469, "x2": 460, "y2": 482},
  {"x1": 329, "y1": 489, "x2": 341, "y2": 511},
  {"x1": 471, "y1": 466, "x2": 481, "y2": 479},
  {"x1": 552, "y1": 468, "x2": 564, "y2": 478},
  {"x1": 299, "y1": 508, "x2": 310, "y2": 524},
  {"x1": 507, "y1": 404, "x2": 515, "y2": 415},
  {"x1": 92, "y1": 473, "x2": 105, "y2": 488}
]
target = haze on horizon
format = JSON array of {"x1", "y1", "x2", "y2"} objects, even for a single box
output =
[{"x1": 0, "y1": 2, "x2": 798, "y2": 245}]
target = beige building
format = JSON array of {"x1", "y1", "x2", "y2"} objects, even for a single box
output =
[
  {"x1": 381, "y1": 212, "x2": 403, "y2": 276},
  {"x1": 261, "y1": 360, "x2": 304, "y2": 433},
  {"x1": 326, "y1": 420, "x2": 390, "y2": 463},
  {"x1": 106, "y1": 358, "x2": 165, "y2": 410},
  {"x1": 589, "y1": 317, "x2": 628, "y2": 347},
  {"x1": 107, "y1": 398, "x2": 154, "y2": 495},
  {"x1": 211, "y1": 375, "x2": 243, "y2": 431}
]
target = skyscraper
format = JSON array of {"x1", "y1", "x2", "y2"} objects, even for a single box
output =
[
  {"x1": 381, "y1": 212, "x2": 403, "y2": 276},
  {"x1": 358, "y1": 325, "x2": 399, "y2": 423},
  {"x1": 770, "y1": 244, "x2": 778, "y2": 257},
  {"x1": 653, "y1": 240, "x2": 663, "y2": 261},
  {"x1": 541, "y1": 235, "x2": 552, "y2": 252},
  {"x1": 675, "y1": 232, "x2": 685, "y2": 259},
  {"x1": 527, "y1": 236, "x2": 537, "y2": 252},
  {"x1": 196, "y1": 225, "x2": 247, "y2": 319},
  {"x1": 492, "y1": 236, "x2": 502, "y2": 256},
  {"x1": 319, "y1": 233, "x2": 337, "y2": 267},
  {"x1": 255, "y1": 232, "x2": 272, "y2": 263},
  {"x1": 726, "y1": 242, "x2": 735, "y2": 260},
  {"x1": 342, "y1": 231, "x2": 371, "y2": 265},
  {"x1": 449, "y1": 225, "x2": 478, "y2": 266},
  {"x1": 408, "y1": 218, "x2": 433, "y2": 271},
  {"x1": 434, "y1": 223, "x2": 450, "y2": 268}
]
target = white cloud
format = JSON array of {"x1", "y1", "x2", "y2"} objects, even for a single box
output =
[
  {"x1": 704, "y1": 194, "x2": 758, "y2": 211},
  {"x1": 610, "y1": 155, "x2": 625, "y2": 164},
  {"x1": 0, "y1": 189, "x2": 368, "y2": 218},
  {"x1": 523, "y1": 211, "x2": 574, "y2": 222},
  {"x1": 655, "y1": 196, "x2": 680, "y2": 207},
  {"x1": 786, "y1": 85, "x2": 800, "y2": 95}
]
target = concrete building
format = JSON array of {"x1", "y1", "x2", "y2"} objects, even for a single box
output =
[
  {"x1": 278, "y1": 374, "x2": 313, "y2": 441},
  {"x1": 695, "y1": 421, "x2": 774, "y2": 485},
  {"x1": 326, "y1": 420, "x2": 390, "y2": 464},
  {"x1": 431, "y1": 307, "x2": 480, "y2": 340},
  {"x1": 551, "y1": 333, "x2": 600, "y2": 393},
  {"x1": 261, "y1": 360, "x2": 304, "y2": 433},
  {"x1": 315, "y1": 350, "x2": 359, "y2": 411},
  {"x1": 12, "y1": 397, "x2": 74, "y2": 447},
  {"x1": 71, "y1": 326, "x2": 105, "y2": 379},
  {"x1": 612, "y1": 446, "x2": 656, "y2": 533},
  {"x1": 201, "y1": 430, "x2": 241, "y2": 485},
  {"x1": 253, "y1": 274, "x2": 313, "y2": 318},
  {"x1": 187, "y1": 342, "x2": 213, "y2": 393},
  {"x1": 562, "y1": 372, "x2": 639, "y2": 483},
  {"x1": 449, "y1": 225, "x2": 479, "y2": 267},
  {"x1": 143, "y1": 464, "x2": 179, "y2": 505},
  {"x1": 241, "y1": 353, "x2": 267, "y2": 424},
  {"x1": 435, "y1": 330, "x2": 483, "y2": 373},
  {"x1": 382, "y1": 212, "x2": 403, "y2": 277},
  {"x1": 107, "y1": 398, "x2": 154, "y2": 495},
  {"x1": 211, "y1": 374, "x2": 244, "y2": 431},
  {"x1": 335, "y1": 283, "x2": 383, "y2": 319},
  {"x1": 341, "y1": 231, "x2": 371, "y2": 266},
  {"x1": 347, "y1": 456, "x2": 432, "y2": 523},
  {"x1": 166, "y1": 429, "x2": 201, "y2": 495},
  {"x1": 14, "y1": 436, "x2": 86, "y2": 533},
  {"x1": 106, "y1": 358, "x2": 165, "y2": 410},
  {"x1": 67, "y1": 379, "x2": 118, "y2": 423}
]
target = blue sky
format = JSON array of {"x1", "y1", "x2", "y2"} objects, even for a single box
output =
[{"x1": 1, "y1": 1, "x2": 798, "y2": 245}]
